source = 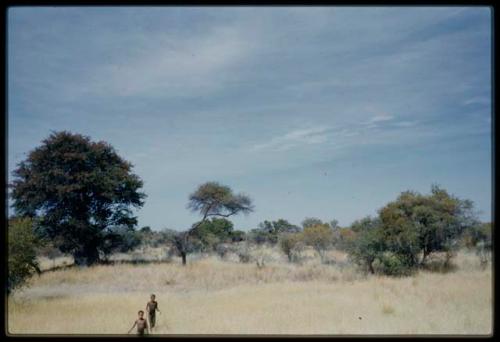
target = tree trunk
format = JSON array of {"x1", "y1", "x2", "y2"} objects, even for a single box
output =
[
  {"x1": 181, "y1": 252, "x2": 187, "y2": 266},
  {"x1": 421, "y1": 249, "x2": 430, "y2": 265},
  {"x1": 368, "y1": 261, "x2": 375, "y2": 274},
  {"x1": 74, "y1": 245, "x2": 100, "y2": 266}
]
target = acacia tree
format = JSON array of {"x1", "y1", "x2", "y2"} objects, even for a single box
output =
[
  {"x1": 168, "y1": 182, "x2": 254, "y2": 265},
  {"x1": 9, "y1": 131, "x2": 146, "y2": 266}
]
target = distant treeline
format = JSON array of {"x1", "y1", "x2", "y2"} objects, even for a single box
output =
[{"x1": 7, "y1": 131, "x2": 492, "y2": 293}]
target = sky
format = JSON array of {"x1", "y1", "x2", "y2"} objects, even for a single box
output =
[{"x1": 7, "y1": 6, "x2": 492, "y2": 231}]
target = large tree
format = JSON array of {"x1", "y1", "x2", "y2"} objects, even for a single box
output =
[{"x1": 9, "y1": 131, "x2": 146, "y2": 266}]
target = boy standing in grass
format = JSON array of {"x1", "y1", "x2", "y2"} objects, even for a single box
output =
[
  {"x1": 128, "y1": 310, "x2": 149, "y2": 336},
  {"x1": 146, "y1": 294, "x2": 161, "y2": 332}
]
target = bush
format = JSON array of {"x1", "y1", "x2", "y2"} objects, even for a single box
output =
[
  {"x1": 8, "y1": 217, "x2": 42, "y2": 293},
  {"x1": 376, "y1": 253, "x2": 415, "y2": 276},
  {"x1": 236, "y1": 243, "x2": 251, "y2": 263},
  {"x1": 278, "y1": 232, "x2": 304, "y2": 263},
  {"x1": 302, "y1": 224, "x2": 334, "y2": 263},
  {"x1": 346, "y1": 217, "x2": 384, "y2": 274}
]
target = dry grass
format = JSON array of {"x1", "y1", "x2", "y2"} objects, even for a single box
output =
[{"x1": 8, "y1": 249, "x2": 492, "y2": 335}]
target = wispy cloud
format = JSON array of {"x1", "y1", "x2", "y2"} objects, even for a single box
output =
[
  {"x1": 463, "y1": 96, "x2": 491, "y2": 106},
  {"x1": 250, "y1": 126, "x2": 331, "y2": 152},
  {"x1": 368, "y1": 115, "x2": 394, "y2": 123},
  {"x1": 8, "y1": 7, "x2": 492, "y2": 228}
]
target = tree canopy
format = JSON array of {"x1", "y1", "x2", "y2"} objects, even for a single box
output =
[
  {"x1": 9, "y1": 131, "x2": 146, "y2": 266},
  {"x1": 187, "y1": 182, "x2": 253, "y2": 227}
]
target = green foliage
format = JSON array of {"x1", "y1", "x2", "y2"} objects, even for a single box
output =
[
  {"x1": 230, "y1": 230, "x2": 246, "y2": 242},
  {"x1": 462, "y1": 222, "x2": 492, "y2": 249},
  {"x1": 187, "y1": 182, "x2": 253, "y2": 223},
  {"x1": 345, "y1": 186, "x2": 479, "y2": 276},
  {"x1": 346, "y1": 217, "x2": 384, "y2": 274},
  {"x1": 181, "y1": 182, "x2": 254, "y2": 265},
  {"x1": 9, "y1": 131, "x2": 146, "y2": 266},
  {"x1": 278, "y1": 232, "x2": 304, "y2": 262},
  {"x1": 329, "y1": 219, "x2": 339, "y2": 230},
  {"x1": 335, "y1": 227, "x2": 355, "y2": 251},
  {"x1": 248, "y1": 228, "x2": 273, "y2": 245},
  {"x1": 140, "y1": 226, "x2": 152, "y2": 234},
  {"x1": 301, "y1": 217, "x2": 324, "y2": 229},
  {"x1": 191, "y1": 218, "x2": 234, "y2": 251},
  {"x1": 378, "y1": 185, "x2": 478, "y2": 268},
  {"x1": 163, "y1": 229, "x2": 202, "y2": 265},
  {"x1": 376, "y1": 253, "x2": 415, "y2": 276},
  {"x1": 467, "y1": 222, "x2": 492, "y2": 269},
  {"x1": 8, "y1": 217, "x2": 41, "y2": 293},
  {"x1": 101, "y1": 225, "x2": 142, "y2": 256},
  {"x1": 253, "y1": 219, "x2": 301, "y2": 244},
  {"x1": 302, "y1": 223, "x2": 334, "y2": 262}
]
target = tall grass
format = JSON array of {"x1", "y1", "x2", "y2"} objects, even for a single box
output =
[{"x1": 8, "y1": 248, "x2": 492, "y2": 335}]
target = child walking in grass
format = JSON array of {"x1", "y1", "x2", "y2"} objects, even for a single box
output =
[
  {"x1": 146, "y1": 294, "x2": 161, "y2": 332},
  {"x1": 128, "y1": 310, "x2": 149, "y2": 336}
]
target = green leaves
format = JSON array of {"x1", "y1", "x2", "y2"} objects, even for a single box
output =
[
  {"x1": 9, "y1": 131, "x2": 146, "y2": 266},
  {"x1": 187, "y1": 182, "x2": 254, "y2": 221},
  {"x1": 8, "y1": 217, "x2": 41, "y2": 293}
]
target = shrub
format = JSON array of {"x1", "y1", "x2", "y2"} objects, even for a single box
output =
[
  {"x1": 376, "y1": 253, "x2": 415, "y2": 276},
  {"x1": 8, "y1": 217, "x2": 42, "y2": 293},
  {"x1": 302, "y1": 224, "x2": 334, "y2": 263},
  {"x1": 379, "y1": 185, "x2": 479, "y2": 268},
  {"x1": 278, "y1": 232, "x2": 304, "y2": 263},
  {"x1": 346, "y1": 217, "x2": 384, "y2": 274}
]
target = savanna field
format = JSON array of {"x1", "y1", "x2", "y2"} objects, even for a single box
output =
[{"x1": 7, "y1": 247, "x2": 492, "y2": 336}]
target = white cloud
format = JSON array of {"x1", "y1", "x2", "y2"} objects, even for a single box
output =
[
  {"x1": 368, "y1": 115, "x2": 394, "y2": 124},
  {"x1": 250, "y1": 126, "x2": 331, "y2": 152}
]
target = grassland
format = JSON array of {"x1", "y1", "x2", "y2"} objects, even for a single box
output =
[{"x1": 7, "y1": 248, "x2": 492, "y2": 335}]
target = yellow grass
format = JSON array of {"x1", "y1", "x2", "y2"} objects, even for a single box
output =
[{"x1": 7, "y1": 250, "x2": 492, "y2": 336}]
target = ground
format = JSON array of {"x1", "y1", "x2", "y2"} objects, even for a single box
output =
[{"x1": 7, "y1": 248, "x2": 492, "y2": 335}]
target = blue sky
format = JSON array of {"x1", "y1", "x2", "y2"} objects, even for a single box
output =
[{"x1": 8, "y1": 7, "x2": 492, "y2": 231}]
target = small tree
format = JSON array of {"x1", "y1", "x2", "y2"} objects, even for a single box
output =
[
  {"x1": 302, "y1": 223, "x2": 334, "y2": 263},
  {"x1": 346, "y1": 217, "x2": 384, "y2": 274},
  {"x1": 175, "y1": 182, "x2": 253, "y2": 265},
  {"x1": 471, "y1": 223, "x2": 492, "y2": 269},
  {"x1": 379, "y1": 185, "x2": 479, "y2": 269},
  {"x1": 8, "y1": 217, "x2": 41, "y2": 293},
  {"x1": 164, "y1": 229, "x2": 201, "y2": 265},
  {"x1": 278, "y1": 232, "x2": 304, "y2": 263}
]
